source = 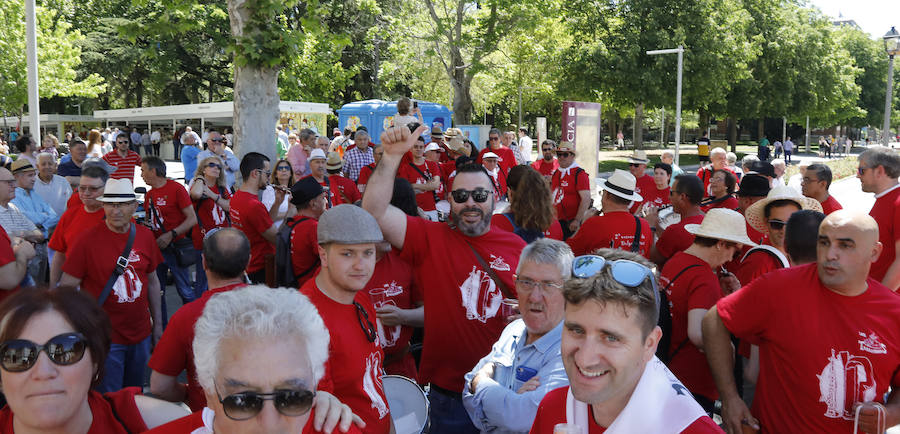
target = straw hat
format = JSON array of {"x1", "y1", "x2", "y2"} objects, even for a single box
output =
[
  {"x1": 309, "y1": 148, "x2": 327, "y2": 161},
  {"x1": 10, "y1": 159, "x2": 34, "y2": 174},
  {"x1": 599, "y1": 169, "x2": 642, "y2": 202},
  {"x1": 627, "y1": 150, "x2": 650, "y2": 165},
  {"x1": 444, "y1": 128, "x2": 466, "y2": 153},
  {"x1": 557, "y1": 142, "x2": 576, "y2": 154},
  {"x1": 744, "y1": 184, "x2": 823, "y2": 233},
  {"x1": 325, "y1": 151, "x2": 343, "y2": 170},
  {"x1": 685, "y1": 208, "x2": 757, "y2": 246},
  {"x1": 98, "y1": 178, "x2": 136, "y2": 203}
]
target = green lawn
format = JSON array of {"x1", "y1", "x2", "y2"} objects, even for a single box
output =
[{"x1": 596, "y1": 144, "x2": 758, "y2": 173}]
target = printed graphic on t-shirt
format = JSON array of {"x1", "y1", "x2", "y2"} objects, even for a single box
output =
[
  {"x1": 369, "y1": 283, "x2": 404, "y2": 348},
  {"x1": 210, "y1": 203, "x2": 227, "y2": 226},
  {"x1": 818, "y1": 349, "x2": 877, "y2": 420},
  {"x1": 489, "y1": 254, "x2": 510, "y2": 272},
  {"x1": 112, "y1": 250, "x2": 143, "y2": 303},
  {"x1": 363, "y1": 352, "x2": 389, "y2": 419},
  {"x1": 858, "y1": 332, "x2": 887, "y2": 355},
  {"x1": 459, "y1": 266, "x2": 502, "y2": 323}
]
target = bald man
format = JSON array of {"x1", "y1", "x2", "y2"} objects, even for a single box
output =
[{"x1": 704, "y1": 210, "x2": 900, "y2": 434}]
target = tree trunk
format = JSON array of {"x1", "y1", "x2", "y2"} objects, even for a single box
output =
[
  {"x1": 633, "y1": 103, "x2": 644, "y2": 149},
  {"x1": 757, "y1": 118, "x2": 765, "y2": 142},
  {"x1": 449, "y1": 50, "x2": 473, "y2": 126},
  {"x1": 728, "y1": 117, "x2": 737, "y2": 152},
  {"x1": 228, "y1": 0, "x2": 280, "y2": 162}
]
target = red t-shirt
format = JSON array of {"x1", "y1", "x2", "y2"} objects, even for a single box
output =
[
  {"x1": 147, "y1": 283, "x2": 246, "y2": 412},
  {"x1": 397, "y1": 160, "x2": 441, "y2": 211},
  {"x1": 745, "y1": 221, "x2": 766, "y2": 245},
  {"x1": 365, "y1": 251, "x2": 421, "y2": 380},
  {"x1": 357, "y1": 163, "x2": 377, "y2": 190},
  {"x1": 145, "y1": 179, "x2": 192, "y2": 239},
  {"x1": 656, "y1": 214, "x2": 705, "y2": 259},
  {"x1": 629, "y1": 174, "x2": 657, "y2": 214},
  {"x1": 734, "y1": 245, "x2": 784, "y2": 288},
  {"x1": 289, "y1": 216, "x2": 320, "y2": 285},
  {"x1": 63, "y1": 222, "x2": 162, "y2": 345},
  {"x1": 529, "y1": 386, "x2": 722, "y2": 434},
  {"x1": 820, "y1": 194, "x2": 843, "y2": 216},
  {"x1": 552, "y1": 167, "x2": 591, "y2": 221},
  {"x1": 696, "y1": 166, "x2": 736, "y2": 194},
  {"x1": 48, "y1": 205, "x2": 105, "y2": 254},
  {"x1": 190, "y1": 184, "x2": 231, "y2": 250},
  {"x1": 869, "y1": 186, "x2": 900, "y2": 283},
  {"x1": 0, "y1": 388, "x2": 147, "y2": 434},
  {"x1": 399, "y1": 216, "x2": 525, "y2": 392},
  {"x1": 329, "y1": 174, "x2": 362, "y2": 206},
  {"x1": 299, "y1": 280, "x2": 391, "y2": 433},
  {"x1": 490, "y1": 213, "x2": 564, "y2": 241},
  {"x1": 145, "y1": 406, "x2": 363, "y2": 434},
  {"x1": 0, "y1": 231, "x2": 17, "y2": 304},
  {"x1": 700, "y1": 195, "x2": 739, "y2": 213},
  {"x1": 477, "y1": 146, "x2": 517, "y2": 174},
  {"x1": 103, "y1": 150, "x2": 143, "y2": 182},
  {"x1": 486, "y1": 168, "x2": 508, "y2": 201},
  {"x1": 531, "y1": 158, "x2": 558, "y2": 177},
  {"x1": 230, "y1": 190, "x2": 274, "y2": 273},
  {"x1": 566, "y1": 211, "x2": 652, "y2": 258},
  {"x1": 632, "y1": 185, "x2": 670, "y2": 215},
  {"x1": 659, "y1": 252, "x2": 721, "y2": 400},
  {"x1": 717, "y1": 263, "x2": 900, "y2": 432}
]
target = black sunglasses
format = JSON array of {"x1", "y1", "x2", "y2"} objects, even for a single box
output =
[
  {"x1": 542, "y1": 148, "x2": 554, "y2": 152},
  {"x1": 276, "y1": 166, "x2": 292, "y2": 171},
  {"x1": 629, "y1": 163, "x2": 642, "y2": 167},
  {"x1": 0, "y1": 332, "x2": 87, "y2": 372},
  {"x1": 210, "y1": 138, "x2": 226, "y2": 143},
  {"x1": 767, "y1": 219, "x2": 787, "y2": 230},
  {"x1": 207, "y1": 162, "x2": 222, "y2": 169},
  {"x1": 557, "y1": 152, "x2": 573, "y2": 158},
  {"x1": 450, "y1": 188, "x2": 490, "y2": 203},
  {"x1": 354, "y1": 301, "x2": 377, "y2": 343},
  {"x1": 489, "y1": 137, "x2": 500, "y2": 141},
  {"x1": 216, "y1": 386, "x2": 315, "y2": 420}
]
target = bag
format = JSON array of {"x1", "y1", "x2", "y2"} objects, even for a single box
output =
[
  {"x1": 275, "y1": 216, "x2": 318, "y2": 287},
  {"x1": 501, "y1": 213, "x2": 544, "y2": 244},
  {"x1": 98, "y1": 224, "x2": 136, "y2": 306},
  {"x1": 171, "y1": 237, "x2": 196, "y2": 267},
  {"x1": 656, "y1": 264, "x2": 701, "y2": 364}
]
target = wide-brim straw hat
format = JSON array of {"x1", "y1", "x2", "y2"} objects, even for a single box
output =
[
  {"x1": 325, "y1": 151, "x2": 343, "y2": 170},
  {"x1": 557, "y1": 141, "x2": 576, "y2": 153},
  {"x1": 599, "y1": 169, "x2": 642, "y2": 202},
  {"x1": 98, "y1": 178, "x2": 136, "y2": 203},
  {"x1": 627, "y1": 150, "x2": 650, "y2": 165},
  {"x1": 685, "y1": 208, "x2": 757, "y2": 247},
  {"x1": 444, "y1": 128, "x2": 466, "y2": 153},
  {"x1": 745, "y1": 184, "x2": 823, "y2": 233}
]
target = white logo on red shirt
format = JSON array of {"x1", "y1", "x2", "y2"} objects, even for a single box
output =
[
  {"x1": 362, "y1": 352, "x2": 389, "y2": 419},
  {"x1": 817, "y1": 349, "x2": 877, "y2": 420},
  {"x1": 553, "y1": 188, "x2": 564, "y2": 205},
  {"x1": 111, "y1": 250, "x2": 143, "y2": 304},
  {"x1": 489, "y1": 255, "x2": 510, "y2": 272},
  {"x1": 459, "y1": 266, "x2": 502, "y2": 323},
  {"x1": 858, "y1": 332, "x2": 887, "y2": 355},
  {"x1": 369, "y1": 284, "x2": 404, "y2": 348}
]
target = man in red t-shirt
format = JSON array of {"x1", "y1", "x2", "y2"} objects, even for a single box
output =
[
  {"x1": 482, "y1": 152, "x2": 507, "y2": 202},
  {"x1": 141, "y1": 156, "x2": 199, "y2": 315},
  {"x1": 696, "y1": 148, "x2": 734, "y2": 194},
  {"x1": 551, "y1": 141, "x2": 591, "y2": 240},
  {"x1": 357, "y1": 143, "x2": 383, "y2": 194},
  {"x1": 325, "y1": 151, "x2": 362, "y2": 205},
  {"x1": 149, "y1": 228, "x2": 249, "y2": 411},
  {"x1": 398, "y1": 139, "x2": 442, "y2": 220},
  {"x1": 103, "y1": 133, "x2": 143, "y2": 182},
  {"x1": 704, "y1": 211, "x2": 900, "y2": 434},
  {"x1": 48, "y1": 165, "x2": 109, "y2": 287},
  {"x1": 530, "y1": 249, "x2": 720, "y2": 433},
  {"x1": 648, "y1": 174, "x2": 706, "y2": 267},
  {"x1": 363, "y1": 126, "x2": 526, "y2": 433},
  {"x1": 626, "y1": 150, "x2": 657, "y2": 214},
  {"x1": 801, "y1": 163, "x2": 843, "y2": 215},
  {"x1": 60, "y1": 178, "x2": 163, "y2": 393},
  {"x1": 477, "y1": 128, "x2": 517, "y2": 175},
  {"x1": 230, "y1": 152, "x2": 278, "y2": 284},
  {"x1": 299, "y1": 205, "x2": 392, "y2": 433},
  {"x1": 567, "y1": 169, "x2": 652, "y2": 257},
  {"x1": 367, "y1": 248, "x2": 423, "y2": 380},
  {"x1": 860, "y1": 147, "x2": 900, "y2": 290},
  {"x1": 531, "y1": 140, "x2": 559, "y2": 179},
  {"x1": 287, "y1": 177, "x2": 328, "y2": 286}
]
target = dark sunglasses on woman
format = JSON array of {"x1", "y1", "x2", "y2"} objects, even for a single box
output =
[{"x1": 0, "y1": 332, "x2": 87, "y2": 372}]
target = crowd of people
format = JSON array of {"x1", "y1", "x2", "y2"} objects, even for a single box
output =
[{"x1": 0, "y1": 116, "x2": 898, "y2": 434}]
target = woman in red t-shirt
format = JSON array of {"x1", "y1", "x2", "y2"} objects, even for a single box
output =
[
  {"x1": 189, "y1": 156, "x2": 233, "y2": 250},
  {"x1": 0, "y1": 288, "x2": 187, "y2": 433},
  {"x1": 491, "y1": 165, "x2": 563, "y2": 241},
  {"x1": 700, "y1": 169, "x2": 739, "y2": 213}
]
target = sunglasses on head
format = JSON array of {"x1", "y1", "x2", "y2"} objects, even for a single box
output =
[
  {"x1": 557, "y1": 152, "x2": 573, "y2": 158},
  {"x1": 216, "y1": 386, "x2": 315, "y2": 420},
  {"x1": 450, "y1": 188, "x2": 490, "y2": 203},
  {"x1": 0, "y1": 332, "x2": 87, "y2": 372},
  {"x1": 767, "y1": 219, "x2": 787, "y2": 230},
  {"x1": 354, "y1": 301, "x2": 376, "y2": 343},
  {"x1": 571, "y1": 255, "x2": 659, "y2": 310}
]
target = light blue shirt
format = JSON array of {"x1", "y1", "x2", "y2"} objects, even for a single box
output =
[
  {"x1": 11, "y1": 187, "x2": 58, "y2": 237},
  {"x1": 196, "y1": 148, "x2": 239, "y2": 189},
  {"x1": 462, "y1": 319, "x2": 568, "y2": 433},
  {"x1": 181, "y1": 145, "x2": 201, "y2": 183}
]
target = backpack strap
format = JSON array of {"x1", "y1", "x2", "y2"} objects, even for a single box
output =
[
  {"x1": 98, "y1": 223, "x2": 136, "y2": 306},
  {"x1": 662, "y1": 263, "x2": 702, "y2": 361},
  {"x1": 285, "y1": 216, "x2": 318, "y2": 281},
  {"x1": 408, "y1": 162, "x2": 440, "y2": 204},
  {"x1": 740, "y1": 245, "x2": 790, "y2": 268},
  {"x1": 631, "y1": 215, "x2": 642, "y2": 253}
]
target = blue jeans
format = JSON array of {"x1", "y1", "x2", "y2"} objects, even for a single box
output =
[
  {"x1": 194, "y1": 249, "x2": 208, "y2": 296},
  {"x1": 427, "y1": 387, "x2": 479, "y2": 434},
  {"x1": 156, "y1": 249, "x2": 196, "y2": 326},
  {"x1": 97, "y1": 336, "x2": 151, "y2": 393}
]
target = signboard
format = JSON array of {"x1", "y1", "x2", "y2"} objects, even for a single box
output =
[{"x1": 561, "y1": 101, "x2": 602, "y2": 188}]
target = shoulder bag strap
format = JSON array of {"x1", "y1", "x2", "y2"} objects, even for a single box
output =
[
  {"x1": 408, "y1": 162, "x2": 440, "y2": 204},
  {"x1": 631, "y1": 215, "x2": 642, "y2": 253},
  {"x1": 463, "y1": 239, "x2": 515, "y2": 300},
  {"x1": 664, "y1": 263, "x2": 702, "y2": 361},
  {"x1": 98, "y1": 223, "x2": 136, "y2": 306}
]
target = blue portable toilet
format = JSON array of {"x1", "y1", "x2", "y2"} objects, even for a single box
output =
[{"x1": 336, "y1": 99, "x2": 452, "y2": 144}]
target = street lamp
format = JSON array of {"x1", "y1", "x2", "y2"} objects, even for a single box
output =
[
  {"x1": 647, "y1": 46, "x2": 684, "y2": 165},
  {"x1": 883, "y1": 27, "x2": 900, "y2": 146}
]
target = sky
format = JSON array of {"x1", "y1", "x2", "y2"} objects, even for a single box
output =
[{"x1": 806, "y1": 0, "x2": 900, "y2": 39}]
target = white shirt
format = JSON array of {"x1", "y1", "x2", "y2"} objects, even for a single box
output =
[
  {"x1": 34, "y1": 174, "x2": 72, "y2": 218},
  {"x1": 150, "y1": 131, "x2": 161, "y2": 143},
  {"x1": 261, "y1": 185, "x2": 291, "y2": 229},
  {"x1": 518, "y1": 136, "x2": 533, "y2": 163}
]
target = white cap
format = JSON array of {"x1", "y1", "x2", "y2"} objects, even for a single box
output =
[
  {"x1": 424, "y1": 143, "x2": 441, "y2": 152},
  {"x1": 309, "y1": 148, "x2": 327, "y2": 161},
  {"x1": 483, "y1": 152, "x2": 500, "y2": 160}
]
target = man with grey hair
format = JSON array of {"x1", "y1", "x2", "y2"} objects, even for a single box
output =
[
  {"x1": 696, "y1": 147, "x2": 730, "y2": 194},
  {"x1": 463, "y1": 239, "x2": 573, "y2": 433},
  {"x1": 660, "y1": 149, "x2": 683, "y2": 186},
  {"x1": 342, "y1": 130, "x2": 374, "y2": 182},
  {"x1": 478, "y1": 128, "x2": 517, "y2": 175},
  {"x1": 316, "y1": 135, "x2": 331, "y2": 153},
  {"x1": 151, "y1": 285, "x2": 363, "y2": 433},
  {"x1": 288, "y1": 128, "x2": 314, "y2": 179},
  {"x1": 801, "y1": 163, "x2": 842, "y2": 215},
  {"x1": 771, "y1": 158, "x2": 786, "y2": 186},
  {"x1": 197, "y1": 130, "x2": 239, "y2": 190},
  {"x1": 860, "y1": 146, "x2": 900, "y2": 290}
]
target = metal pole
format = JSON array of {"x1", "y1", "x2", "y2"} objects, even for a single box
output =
[
  {"x1": 885, "y1": 55, "x2": 895, "y2": 146},
  {"x1": 517, "y1": 85, "x2": 523, "y2": 129},
  {"x1": 805, "y1": 116, "x2": 810, "y2": 153},
  {"x1": 674, "y1": 46, "x2": 683, "y2": 166},
  {"x1": 660, "y1": 108, "x2": 665, "y2": 146},
  {"x1": 25, "y1": 0, "x2": 40, "y2": 136},
  {"x1": 782, "y1": 117, "x2": 786, "y2": 143}
]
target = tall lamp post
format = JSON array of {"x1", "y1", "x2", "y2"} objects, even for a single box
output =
[
  {"x1": 647, "y1": 46, "x2": 684, "y2": 165},
  {"x1": 884, "y1": 27, "x2": 900, "y2": 146}
]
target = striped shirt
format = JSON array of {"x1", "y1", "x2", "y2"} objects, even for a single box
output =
[
  {"x1": 0, "y1": 203, "x2": 38, "y2": 237},
  {"x1": 342, "y1": 146, "x2": 374, "y2": 182},
  {"x1": 102, "y1": 150, "x2": 143, "y2": 182}
]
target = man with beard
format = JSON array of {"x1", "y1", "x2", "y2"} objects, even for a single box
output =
[
  {"x1": 363, "y1": 126, "x2": 526, "y2": 433},
  {"x1": 531, "y1": 140, "x2": 559, "y2": 178}
]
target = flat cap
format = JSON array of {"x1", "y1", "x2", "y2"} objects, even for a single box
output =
[{"x1": 317, "y1": 204, "x2": 384, "y2": 245}]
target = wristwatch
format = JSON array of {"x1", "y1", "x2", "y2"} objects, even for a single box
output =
[{"x1": 170, "y1": 229, "x2": 177, "y2": 238}]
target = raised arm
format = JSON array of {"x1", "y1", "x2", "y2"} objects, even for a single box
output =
[{"x1": 361, "y1": 126, "x2": 428, "y2": 250}]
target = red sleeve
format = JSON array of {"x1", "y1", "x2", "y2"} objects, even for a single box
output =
[
  {"x1": 144, "y1": 228, "x2": 164, "y2": 271},
  {"x1": 346, "y1": 180, "x2": 361, "y2": 203},
  {"x1": 175, "y1": 183, "x2": 192, "y2": 209},
  {"x1": 548, "y1": 220, "x2": 564, "y2": 240},
  {"x1": 397, "y1": 216, "x2": 441, "y2": 267},
  {"x1": 576, "y1": 170, "x2": 590, "y2": 192},
  {"x1": 61, "y1": 237, "x2": 88, "y2": 279},
  {"x1": 656, "y1": 226, "x2": 687, "y2": 259},
  {"x1": 734, "y1": 251, "x2": 779, "y2": 287},
  {"x1": 0, "y1": 231, "x2": 13, "y2": 267},
  {"x1": 102, "y1": 152, "x2": 114, "y2": 164},
  {"x1": 147, "y1": 307, "x2": 192, "y2": 376},
  {"x1": 566, "y1": 217, "x2": 602, "y2": 256},
  {"x1": 357, "y1": 166, "x2": 372, "y2": 187},
  {"x1": 490, "y1": 214, "x2": 514, "y2": 233},
  {"x1": 686, "y1": 272, "x2": 721, "y2": 311},
  {"x1": 48, "y1": 211, "x2": 72, "y2": 252},
  {"x1": 250, "y1": 201, "x2": 274, "y2": 233},
  {"x1": 716, "y1": 269, "x2": 782, "y2": 345}
]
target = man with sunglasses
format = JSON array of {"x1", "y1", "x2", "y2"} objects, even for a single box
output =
[
  {"x1": 551, "y1": 141, "x2": 590, "y2": 240},
  {"x1": 531, "y1": 139, "x2": 559, "y2": 178},
  {"x1": 463, "y1": 239, "x2": 573, "y2": 433},
  {"x1": 649, "y1": 174, "x2": 706, "y2": 267},
  {"x1": 299, "y1": 205, "x2": 392, "y2": 433},
  {"x1": 102, "y1": 132, "x2": 143, "y2": 183},
  {"x1": 859, "y1": 147, "x2": 900, "y2": 290},
  {"x1": 231, "y1": 152, "x2": 279, "y2": 284},
  {"x1": 60, "y1": 178, "x2": 164, "y2": 392},
  {"x1": 478, "y1": 128, "x2": 517, "y2": 175},
  {"x1": 363, "y1": 125, "x2": 525, "y2": 434},
  {"x1": 530, "y1": 249, "x2": 719, "y2": 433},
  {"x1": 626, "y1": 150, "x2": 656, "y2": 214},
  {"x1": 197, "y1": 130, "x2": 240, "y2": 190},
  {"x1": 704, "y1": 210, "x2": 900, "y2": 434}
]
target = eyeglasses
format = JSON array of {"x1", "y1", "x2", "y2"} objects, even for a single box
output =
[
  {"x1": 256, "y1": 169, "x2": 272, "y2": 177},
  {"x1": 489, "y1": 137, "x2": 499, "y2": 141},
  {"x1": 207, "y1": 162, "x2": 222, "y2": 169},
  {"x1": 450, "y1": 188, "x2": 490, "y2": 203},
  {"x1": 215, "y1": 386, "x2": 315, "y2": 420},
  {"x1": 0, "y1": 332, "x2": 87, "y2": 372},
  {"x1": 542, "y1": 148, "x2": 554, "y2": 152},
  {"x1": 557, "y1": 152, "x2": 573, "y2": 158},
  {"x1": 516, "y1": 277, "x2": 564, "y2": 294},
  {"x1": 276, "y1": 166, "x2": 291, "y2": 171},
  {"x1": 767, "y1": 219, "x2": 787, "y2": 230},
  {"x1": 354, "y1": 301, "x2": 376, "y2": 343},
  {"x1": 571, "y1": 255, "x2": 659, "y2": 309},
  {"x1": 629, "y1": 163, "x2": 642, "y2": 167},
  {"x1": 116, "y1": 141, "x2": 129, "y2": 145},
  {"x1": 78, "y1": 185, "x2": 104, "y2": 193},
  {"x1": 210, "y1": 138, "x2": 226, "y2": 143},
  {"x1": 858, "y1": 166, "x2": 870, "y2": 176}
]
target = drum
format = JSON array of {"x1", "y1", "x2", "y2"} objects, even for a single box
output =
[
  {"x1": 435, "y1": 200, "x2": 450, "y2": 222},
  {"x1": 383, "y1": 375, "x2": 429, "y2": 434},
  {"x1": 657, "y1": 205, "x2": 681, "y2": 230},
  {"x1": 492, "y1": 200, "x2": 510, "y2": 215}
]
